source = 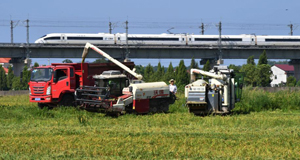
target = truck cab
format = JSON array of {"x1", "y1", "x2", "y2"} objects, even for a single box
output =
[{"x1": 29, "y1": 64, "x2": 78, "y2": 108}]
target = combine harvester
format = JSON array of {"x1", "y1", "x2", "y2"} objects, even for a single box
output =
[
  {"x1": 185, "y1": 66, "x2": 244, "y2": 115},
  {"x1": 75, "y1": 43, "x2": 176, "y2": 116}
]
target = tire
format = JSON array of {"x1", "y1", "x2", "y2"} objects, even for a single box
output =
[
  {"x1": 161, "y1": 103, "x2": 169, "y2": 113},
  {"x1": 149, "y1": 106, "x2": 158, "y2": 113},
  {"x1": 59, "y1": 95, "x2": 75, "y2": 107},
  {"x1": 38, "y1": 103, "x2": 46, "y2": 109}
]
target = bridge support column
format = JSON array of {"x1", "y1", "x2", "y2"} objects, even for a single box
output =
[
  {"x1": 200, "y1": 58, "x2": 216, "y2": 69},
  {"x1": 10, "y1": 58, "x2": 31, "y2": 77},
  {"x1": 289, "y1": 59, "x2": 300, "y2": 81}
]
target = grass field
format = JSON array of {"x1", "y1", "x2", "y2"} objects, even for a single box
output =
[{"x1": 0, "y1": 92, "x2": 300, "y2": 159}]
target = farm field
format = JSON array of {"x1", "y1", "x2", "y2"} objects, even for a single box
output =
[{"x1": 0, "y1": 93, "x2": 300, "y2": 159}]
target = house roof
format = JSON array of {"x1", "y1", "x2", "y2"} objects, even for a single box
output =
[
  {"x1": 3, "y1": 67, "x2": 8, "y2": 74},
  {"x1": 275, "y1": 64, "x2": 294, "y2": 72},
  {"x1": 0, "y1": 58, "x2": 11, "y2": 63}
]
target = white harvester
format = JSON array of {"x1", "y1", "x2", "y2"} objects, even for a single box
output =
[{"x1": 185, "y1": 66, "x2": 243, "y2": 115}]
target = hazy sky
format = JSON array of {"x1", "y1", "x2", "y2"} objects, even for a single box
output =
[{"x1": 0, "y1": 0, "x2": 299, "y2": 66}]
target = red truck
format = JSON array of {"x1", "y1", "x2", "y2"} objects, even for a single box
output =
[{"x1": 29, "y1": 62, "x2": 134, "y2": 108}]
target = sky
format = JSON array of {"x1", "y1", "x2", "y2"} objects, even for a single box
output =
[{"x1": 0, "y1": 0, "x2": 299, "y2": 67}]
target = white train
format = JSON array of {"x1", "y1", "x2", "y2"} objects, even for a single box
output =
[{"x1": 35, "y1": 33, "x2": 300, "y2": 46}]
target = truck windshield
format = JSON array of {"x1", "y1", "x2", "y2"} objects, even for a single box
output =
[{"x1": 31, "y1": 68, "x2": 53, "y2": 82}]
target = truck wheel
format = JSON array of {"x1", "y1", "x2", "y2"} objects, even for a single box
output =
[
  {"x1": 59, "y1": 95, "x2": 74, "y2": 107},
  {"x1": 38, "y1": 103, "x2": 46, "y2": 109}
]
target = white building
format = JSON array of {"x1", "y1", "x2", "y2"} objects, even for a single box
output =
[{"x1": 270, "y1": 64, "x2": 294, "y2": 87}]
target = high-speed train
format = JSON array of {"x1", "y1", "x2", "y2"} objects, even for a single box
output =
[{"x1": 35, "y1": 33, "x2": 300, "y2": 46}]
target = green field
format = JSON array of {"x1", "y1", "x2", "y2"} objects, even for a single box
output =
[{"x1": 0, "y1": 93, "x2": 300, "y2": 159}]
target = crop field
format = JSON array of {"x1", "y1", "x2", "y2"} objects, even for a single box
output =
[{"x1": 0, "y1": 89, "x2": 300, "y2": 159}]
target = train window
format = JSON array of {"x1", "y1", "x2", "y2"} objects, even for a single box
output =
[
  {"x1": 189, "y1": 38, "x2": 191, "y2": 41},
  {"x1": 195, "y1": 38, "x2": 218, "y2": 41},
  {"x1": 44, "y1": 37, "x2": 60, "y2": 40},
  {"x1": 222, "y1": 38, "x2": 242, "y2": 41},
  {"x1": 252, "y1": 39, "x2": 254, "y2": 41},
  {"x1": 127, "y1": 37, "x2": 179, "y2": 41},
  {"x1": 118, "y1": 37, "x2": 120, "y2": 40},
  {"x1": 265, "y1": 39, "x2": 300, "y2": 42},
  {"x1": 195, "y1": 38, "x2": 242, "y2": 41},
  {"x1": 67, "y1": 37, "x2": 103, "y2": 40},
  {"x1": 182, "y1": 38, "x2": 184, "y2": 41}
]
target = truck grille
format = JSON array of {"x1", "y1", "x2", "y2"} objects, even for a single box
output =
[{"x1": 33, "y1": 86, "x2": 45, "y2": 94}]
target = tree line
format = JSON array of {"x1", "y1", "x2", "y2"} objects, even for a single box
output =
[
  {"x1": 0, "y1": 65, "x2": 31, "y2": 91},
  {"x1": 0, "y1": 50, "x2": 298, "y2": 91}
]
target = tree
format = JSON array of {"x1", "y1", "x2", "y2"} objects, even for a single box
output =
[
  {"x1": 134, "y1": 65, "x2": 145, "y2": 75},
  {"x1": 268, "y1": 60, "x2": 288, "y2": 66},
  {"x1": 247, "y1": 55, "x2": 255, "y2": 65},
  {"x1": 143, "y1": 63, "x2": 154, "y2": 82},
  {"x1": 255, "y1": 64, "x2": 272, "y2": 87},
  {"x1": 240, "y1": 64, "x2": 257, "y2": 86},
  {"x1": 12, "y1": 77, "x2": 22, "y2": 90},
  {"x1": 0, "y1": 65, "x2": 7, "y2": 90},
  {"x1": 296, "y1": 80, "x2": 300, "y2": 87},
  {"x1": 6, "y1": 65, "x2": 14, "y2": 90},
  {"x1": 287, "y1": 76, "x2": 297, "y2": 87},
  {"x1": 190, "y1": 57, "x2": 199, "y2": 69},
  {"x1": 175, "y1": 60, "x2": 189, "y2": 88},
  {"x1": 62, "y1": 59, "x2": 73, "y2": 63},
  {"x1": 93, "y1": 58, "x2": 108, "y2": 63},
  {"x1": 21, "y1": 66, "x2": 31, "y2": 90},
  {"x1": 153, "y1": 62, "x2": 164, "y2": 81},
  {"x1": 164, "y1": 62, "x2": 175, "y2": 83},
  {"x1": 203, "y1": 60, "x2": 210, "y2": 72},
  {"x1": 228, "y1": 64, "x2": 241, "y2": 73},
  {"x1": 33, "y1": 62, "x2": 39, "y2": 67},
  {"x1": 258, "y1": 50, "x2": 268, "y2": 65}
]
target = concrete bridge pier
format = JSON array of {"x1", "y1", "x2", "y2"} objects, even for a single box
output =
[
  {"x1": 10, "y1": 58, "x2": 31, "y2": 77},
  {"x1": 289, "y1": 59, "x2": 300, "y2": 81}
]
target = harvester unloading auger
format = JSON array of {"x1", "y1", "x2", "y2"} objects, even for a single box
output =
[
  {"x1": 185, "y1": 66, "x2": 244, "y2": 115},
  {"x1": 76, "y1": 42, "x2": 176, "y2": 115}
]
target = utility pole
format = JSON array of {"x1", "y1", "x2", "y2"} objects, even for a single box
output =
[
  {"x1": 288, "y1": 24, "x2": 293, "y2": 36},
  {"x1": 26, "y1": 19, "x2": 29, "y2": 45},
  {"x1": 26, "y1": 19, "x2": 30, "y2": 58},
  {"x1": 125, "y1": 20, "x2": 130, "y2": 61},
  {"x1": 200, "y1": 23, "x2": 204, "y2": 35},
  {"x1": 10, "y1": 20, "x2": 19, "y2": 44},
  {"x1": 109, "y1": 22, "x2": 112, "y2": 34},
  {"x1": 10, "y1": 21, "x2": 13, "y2": 43},
  {"x1": 217, "y1": 21, "x2": 223, "y2": 64},
  {"x1": 24, "y1": 19, "x2": 31, "y2": 66}
]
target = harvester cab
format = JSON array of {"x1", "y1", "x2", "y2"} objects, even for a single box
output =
[{"x1": 93, "y1": 70, "x2": 129, "y2": 98}]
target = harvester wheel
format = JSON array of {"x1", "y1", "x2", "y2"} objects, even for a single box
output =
[
  {"x1": 161, "y1": 103, "x2": 169, "y2": 113},
  {"x1": 149, "y1": 106, "x2": 158, "y2": 113},
  {"x1": 59, "y1": 95, "x2": 74, "y2": 107}
]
